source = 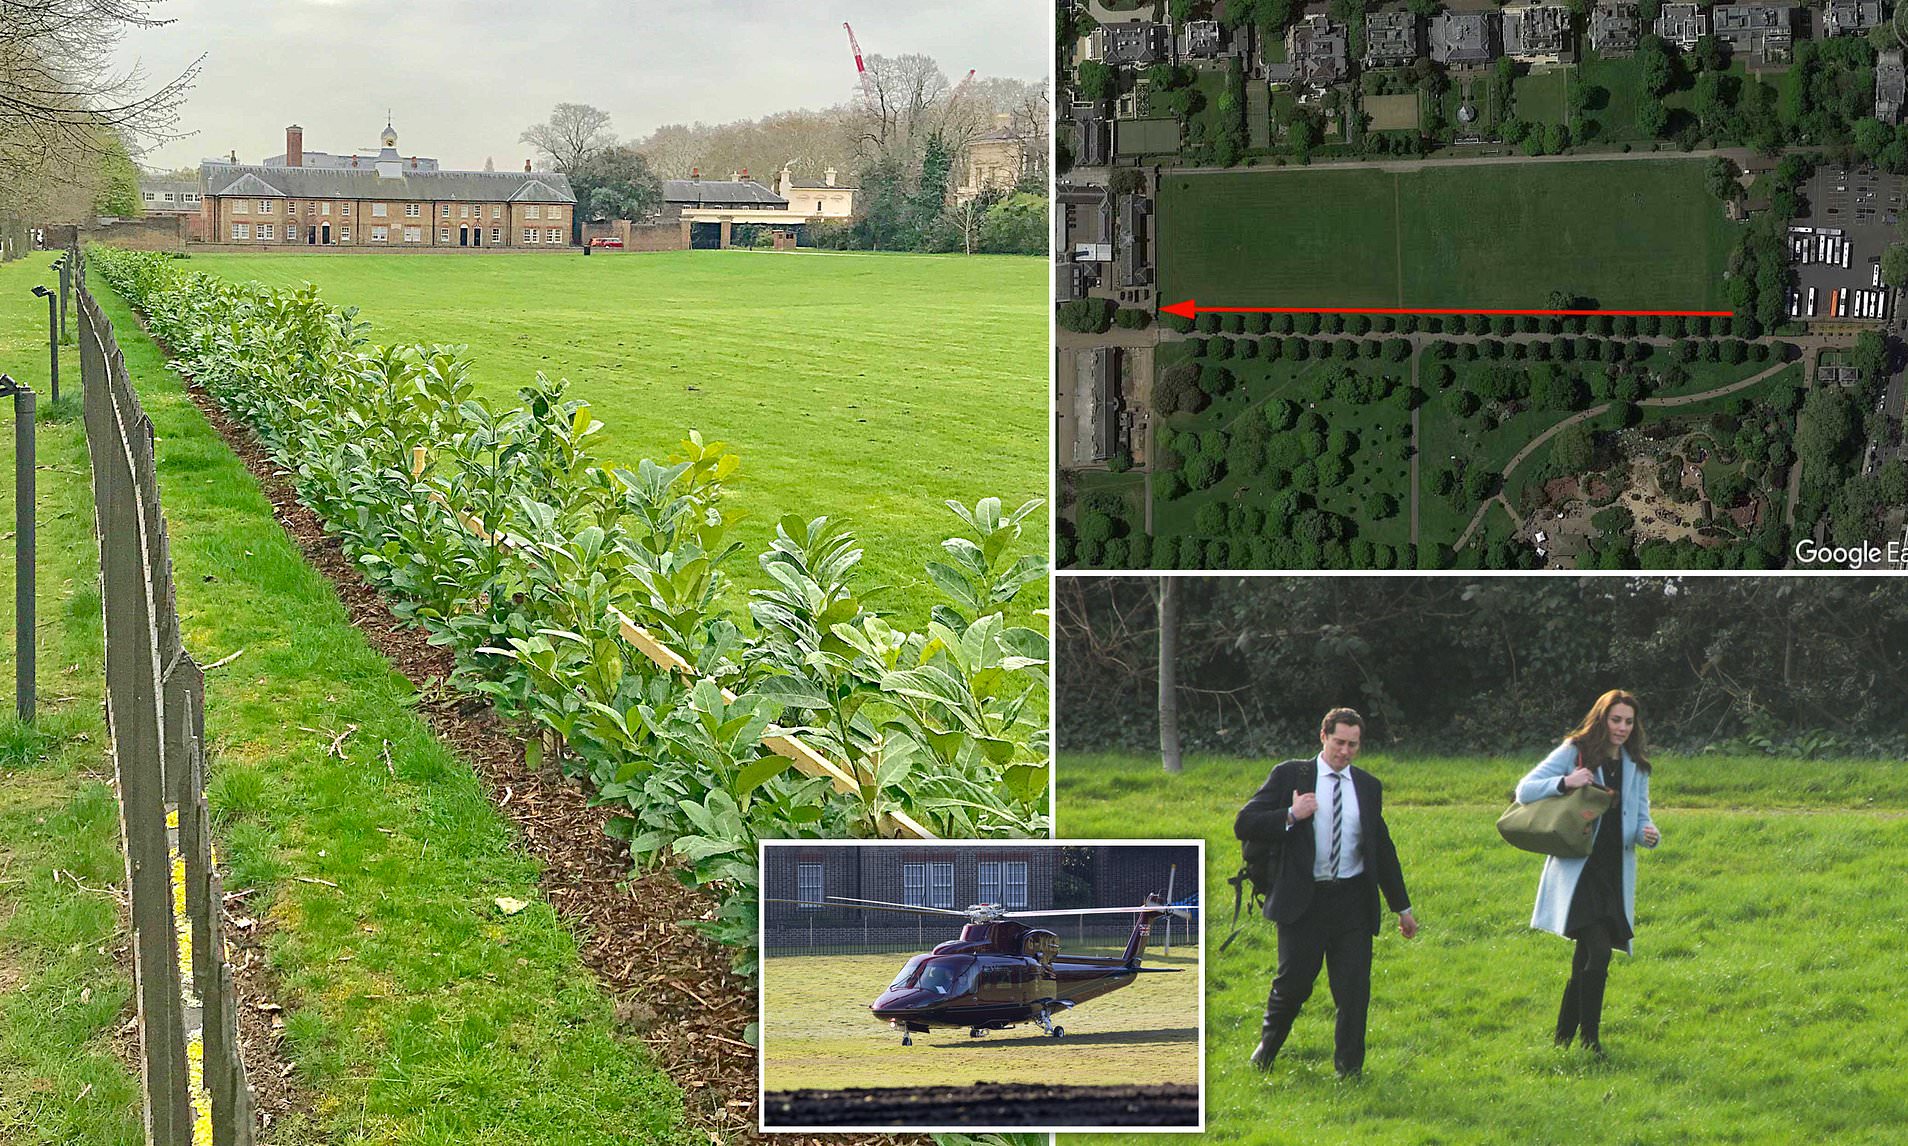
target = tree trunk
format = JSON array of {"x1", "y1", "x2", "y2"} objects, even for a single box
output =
[{"x1": 1158, "y1": 576, "x2": 1182, "y2": 774}]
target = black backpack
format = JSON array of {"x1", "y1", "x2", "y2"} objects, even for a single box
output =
[{"x1": 1219, "y1": 819, "x2": 1282, "y2": 953}]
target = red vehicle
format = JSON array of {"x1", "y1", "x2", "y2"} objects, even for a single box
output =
[{"x1": 589, "y1": 236, "x2": 623, "y2": 249}]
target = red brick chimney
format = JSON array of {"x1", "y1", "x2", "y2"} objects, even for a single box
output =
[
  {"x1": 524, "y1": 159, "x2": 532, "y2": 172},
  {"x1": 286, "y1": 124, "x2": 304, "y2": 167},
  {"x1": 691, "y1": 167, "x2": 699, "y2": 180}
]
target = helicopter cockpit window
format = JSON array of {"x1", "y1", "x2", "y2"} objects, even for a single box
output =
[
  {"x1": 892, "y1": 955, "x2": 978, "y2": 995},
  {"x1": 889, "y1": 955, "x2": 930, "y2": 991}
]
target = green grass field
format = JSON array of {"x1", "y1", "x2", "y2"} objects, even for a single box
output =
[
  {"x1": 188, "y1": 249, "x2": 1047, "y2": 627},
  {"x1": 761, "y1": 949, "x2": 1200, "y2": 1091},
  {"x1": 0, "y1": 257, "x2": 696, "y2": 1143},
  {"x1": 1156, "y1": 161, "x2": 1739, "y2": 310},
  {"x1": 1512, "y1": 68, "x2": 1569, "y2": 124},
  {"x1": 0, "y1": 258, "x2": 144, "y2": 1144},
  {"x1": 1056, "y1": 751, "x2": 1908, "y2": 1145}
]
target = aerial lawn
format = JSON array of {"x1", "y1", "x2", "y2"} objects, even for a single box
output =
[
  {"x1": 188, "y1": 249, "x2": 1046, "y2": 627},
  {"x1": 1156, "y1": 160, "x2": 1739, "y2": 311},
  {"x1": 1056, "y1": 750, "x2": 1908, "y2": 1146},
  {"x1": 1511, "y1": 67, "x2": 1569, "y2": 124}
]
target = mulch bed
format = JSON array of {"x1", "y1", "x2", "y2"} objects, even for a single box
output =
[{"x1": 174, "y1": 376, "x2": 926, "y2": 1146}]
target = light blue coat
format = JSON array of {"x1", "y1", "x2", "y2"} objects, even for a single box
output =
[{"x1": 1515, "y1": 740, "x2": 1658, "y2": 955}]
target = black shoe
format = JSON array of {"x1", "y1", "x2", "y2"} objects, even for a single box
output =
[{"x1": 1250, "y1": 1039, "x2": 1278, "y2": 1071}]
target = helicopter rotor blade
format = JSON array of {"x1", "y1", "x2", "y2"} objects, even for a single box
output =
[
  {"x1": 1001, "y1": 904, "x2": 1184, "y2": 919},
  {"x1": 815, "y1": 895, "x2": 977, "y2": 918}
]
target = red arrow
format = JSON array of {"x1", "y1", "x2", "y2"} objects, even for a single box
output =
[{"x1": 1161, "y1": 299, "x2": 1735, "y2": 319}]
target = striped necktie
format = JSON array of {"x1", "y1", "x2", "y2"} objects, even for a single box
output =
[{"x1": 1328, "y1": 771, "x2": 1344, "y2": 879}]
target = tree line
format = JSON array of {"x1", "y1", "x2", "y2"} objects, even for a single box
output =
[{"x1": 1057, "y1": 577, "x2": 1908, "y2": 760}]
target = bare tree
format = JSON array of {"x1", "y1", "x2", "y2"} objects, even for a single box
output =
[
  {"x1": 0, "y1": 0, "x2": 199, "y2": 210},
  {"x1": 519, "y1": 102, "x2": 615, "y2": 172}
]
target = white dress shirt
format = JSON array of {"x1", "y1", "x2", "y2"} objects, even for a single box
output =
[{"x1": 1310, "y1": 754, "x2": 1364, "y2": 880}]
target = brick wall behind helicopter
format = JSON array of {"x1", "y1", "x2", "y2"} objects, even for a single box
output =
[{"x1": 761, "y1": 845, "x2": 1058, "y2": 947}]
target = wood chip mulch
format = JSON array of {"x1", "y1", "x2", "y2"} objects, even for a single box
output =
[{"x1": 176, "y1": 379, "x2": 927, "y2": 1146}]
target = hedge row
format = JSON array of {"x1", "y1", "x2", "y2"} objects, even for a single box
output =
[{"x1": 92, "y1": 248, "x2": 1049, "y2": 971}]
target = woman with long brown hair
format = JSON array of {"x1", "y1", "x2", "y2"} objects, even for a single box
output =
[{"x1": 1513, "y1": 689, "x2": 1662, "y2": 1056}]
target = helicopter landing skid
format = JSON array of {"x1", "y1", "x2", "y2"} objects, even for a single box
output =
[{"x1": 1034, "y1": 1009, "x2": 1066, "y2": 1038}]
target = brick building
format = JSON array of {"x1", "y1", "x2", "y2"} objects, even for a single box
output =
[
  {"x1": 197, "y1": 122, "x2": 575, "y2": 249},
  {"x1": 763, "y1": 845, "x2": 1059, "y2": 948}
]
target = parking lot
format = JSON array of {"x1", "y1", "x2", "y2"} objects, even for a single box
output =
[{"x1": 1792, "y1": 166, "x2": 1904, "y2": 326}]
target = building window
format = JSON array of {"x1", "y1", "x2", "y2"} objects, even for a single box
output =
[
  {"x1": 522, "y1": 228, "x2": 538, "y2": 244},
  {"x1": 257, "y1": 223, "x2": 274, "y2": 240},
  {"x1": 1004, "y1": 862, "x2": 1028, "y2": 908},
  {"x1": 438, "y1": 228, "x2": 450, "y2": 242},
  {"x1": 490, "y1": 227, "x2": 500, "y2": 243},
  {"x1": 231, "y1": 200, "x2": 247, "y2": 215},
  {"x1": 797, "y1": 864, "x2": 824, "y2": 908},
  {"x1": 545, "y1": 227, "x2": 562, "y2": 244},
  {"x1": 371, "y1": 225, "x2": 388, "y2": 242},
  {"x1": 403, "y1": 226, "x2": 421, "y2": 243},
  {"x1": 980, "y1": 862, "x2": 1028, "y2": 907},
  {"x1": 320, "y1": 202, "x2": 330, "y2": 216},
  {"x1": 492, "y1": 206, "x2": 502, "y2": 220},
  {"x1": 371, "y1": 203, "x2": 387, "y2": 217},
  {"x1": 903, "y1": 862, "x2": 955, "y2": 909},
  {"x1": 258, "y1": 200, "x2": 273, "y2": 213},
  {"x1": 340, "y1": 227, "x2": 351, "y2": 242},
  {"x1": 526, "y1": 204, "x2": 541, "y2": 220},
  {"x1": 459, "y1": 205, "x2": 469, "y2": 219},
  {"x1": 160, "y1": 192, "x2": 173, "y2": 202},
  {"x1": 285, "y1": 201, "x2": 296, "y2": 214},
  {"x1": 230, "y1": 223, "x2": 250, "y2": 241},
  {"x1": 340, "y1": 203, "x2": 351, "y2": 216},
  {"x1": 404, "y1": 203, "x2": 420, "y2": 217},
  {"x1": 142, "y1": 192, "x2": 156, "y2": 202},
  {"x1": 440, "y1": 204, "x2": 450, "y2": 217}
]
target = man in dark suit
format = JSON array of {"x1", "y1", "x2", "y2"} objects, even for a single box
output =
[{"x1": 1234, "y1": 707, "x2": 1417, "y2": 1078}]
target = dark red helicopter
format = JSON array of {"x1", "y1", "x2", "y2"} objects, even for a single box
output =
[{"x1": 805, "y1": 891, "x2": 1190, "y2": 1046}]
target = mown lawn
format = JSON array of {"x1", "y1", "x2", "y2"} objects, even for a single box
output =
[
  {"x1": 189, "y1": 249, "x2": 1048, "y2": 628},
  {"x1": 1056, "y1": 751, "x2": 1908, "y2": 1146},
  {"x1": 1157, "y1": 161, "x2": 1739, "y2": 311},
  {"x1": 0, "y1": 255, "x2": 697, "y2": 1143},
  {"x1": 761, "y1": 949, "x2": 1200, "y2": 1091}
]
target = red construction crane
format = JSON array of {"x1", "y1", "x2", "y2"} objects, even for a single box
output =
[{"x1": 844, "y1": 22, "x2": 876, "y2": 109}]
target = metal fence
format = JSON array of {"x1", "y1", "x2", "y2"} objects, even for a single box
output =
[
  {"x1": 763, "y1": 912, "x2": 1204, "y2": 960},
  {"x1": 75, "y1": 251, "x2": 256, "y2": 1146}
]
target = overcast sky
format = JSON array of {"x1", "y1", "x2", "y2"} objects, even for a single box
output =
[{"x1": 115, "y1": 0, "x2": 1050, "y2": 172}]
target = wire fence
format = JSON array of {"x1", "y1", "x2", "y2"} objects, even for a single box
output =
[
  {"x1": 75, "y1": 249, "x2": 256, "y2": 1146},
  {"x1": 764, "y1": 911, "x2": 1204, "y2": 959}
]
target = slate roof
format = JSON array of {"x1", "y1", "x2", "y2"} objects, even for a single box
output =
[
  {"x1": 662, "y1": 179, "x2": 789, "y2": 208},
  {"x1": 1430, "y1": 11, "x2": 1496, "y2": 64},
  {"x1": 199, "y1": 163, "x2": 575, "y2": 203}
]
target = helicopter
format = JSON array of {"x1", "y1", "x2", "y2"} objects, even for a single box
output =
[{"x1": 790, "y1": 890, "x2": 1192, "y2": 1047}]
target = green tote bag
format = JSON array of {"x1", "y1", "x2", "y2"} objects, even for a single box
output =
[{"x1": 1497, "y1": 783, "x2": 1615, "y2": 858}]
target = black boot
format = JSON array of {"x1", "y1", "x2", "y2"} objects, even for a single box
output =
[
  {"x1": 1251, "y1": 1019, "x2": 1286, "y2": 1071},
  {"x1": 1576, "y1": 968, "x2": 1608, "y2": 1057},
  {"x1": 1554, "y1": 973, "x2": 1581, "y2": 1047}
]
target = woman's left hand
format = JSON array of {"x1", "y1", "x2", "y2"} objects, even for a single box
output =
[{"x1": 1641, "y1": 825, "x2": 1661, "y2": 847}]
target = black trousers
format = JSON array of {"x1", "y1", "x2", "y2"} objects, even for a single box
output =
[{"x1": 1260, "y1": 879, "x2": 1375, "y2": 1074}]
